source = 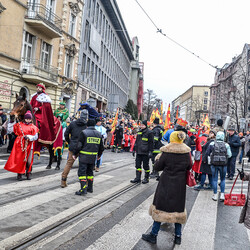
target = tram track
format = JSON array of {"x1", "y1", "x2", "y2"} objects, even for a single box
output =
[
  {"x1": 8, "y1": 182, "x2": 141, "y2": 250},
  {"x1": 0, "y1": 160, "x2": 135, "y2": 207}
]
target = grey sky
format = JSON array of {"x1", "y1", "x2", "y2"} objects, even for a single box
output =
[{"x1": 116, "y1": 0, "x2": 250, "y2": 110}]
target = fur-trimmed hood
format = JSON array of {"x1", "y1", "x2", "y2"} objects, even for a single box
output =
[{"x1": 160, "y1": 142, "x2": 191, "y2": 154}]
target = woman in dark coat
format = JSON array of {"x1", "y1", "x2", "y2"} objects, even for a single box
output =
[{"x1": 142, "y1": 131, "x2": 191, "y2": 245}]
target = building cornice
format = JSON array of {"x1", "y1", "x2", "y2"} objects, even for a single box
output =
[
  {"x1": 13, "y1": 0, "x2": 28, "y2": 9},
  {"x1": 0, "y1": 53, "x2": 21, "y2": 63}
]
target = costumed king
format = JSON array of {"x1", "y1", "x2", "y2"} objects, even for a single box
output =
[
  {"x1": 73, "y1": 119, "x2": 104, "y2": 195},
  {"x1": 4, "y1": 111, "x2": 39, "y2": 180}
]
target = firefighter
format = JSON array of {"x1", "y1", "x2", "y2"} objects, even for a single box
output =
[
  {"x1": 112, "y1": 121, "x2": 124, "y2": 153},
  {"x1": 150, "y1": 118, "x2": 164, "y2": 178},
  {"x1": 131, "y1": 120, "x2": 154, "y2": 184},
  {"x1": 73, "y1": 119, "x2": 104, "y2": 195}
]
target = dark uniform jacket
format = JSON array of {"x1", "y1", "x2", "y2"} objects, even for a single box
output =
[
  {"x1": 114, "y1": 125, "x2": 123, "y2": 139},
  {"x1": 152, "y1": 125, "x2": 164, "y2": 154},
  {"x1": 74, "y1": 126, "x2": 104, "y2": 164},
  {"x1": 64, "y1": 118, "x2": 87, "y2": 152},
  {"x1": 228, "y1": 133, "x2": 241, "y2": 157},
  {"x1": 134, "y1": 128, "x2": 154, "y2": 155}
]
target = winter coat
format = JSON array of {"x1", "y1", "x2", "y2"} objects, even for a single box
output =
[
  {"x1": 206, "y1": 132, "x2": 232, "y2": 165},
  {"x1": 64, "y1": 118, "x2": 87, "y2": 152},
  {"x1": 244, "y1": 134, "x2": 250, "y2": 156},
  {"x1": 152, "y1": 125, "x2": 164, "y2": 153},
  {"x1": 239, "y1": 172, "x2": 250, "y2": 229},
  {"x1": 149, "y1": 143, "x2": 191, "y2": 224},
  {"x1": 227, "y1": 133, "x2": 241, "y2": 157},
  {"x1": 199, "y1": 138, "x2": 214, "y2": 175},
  {"x1": 114, "y1": 125, "x2": 123, "y2": 140},
  {"x1": 134, "y1": 128, "x2": 154, "y2": 155}
]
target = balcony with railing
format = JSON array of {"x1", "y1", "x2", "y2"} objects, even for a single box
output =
[
  {"x1": 21, "y1": 58, "x2": 58, "y2": 86},
  {"x1": 25, "y1": 4, "x2": 62, "y2": 38}
]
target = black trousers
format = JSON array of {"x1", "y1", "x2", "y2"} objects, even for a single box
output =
[
  {"x1": 7, "y1": 134, "x2": 15, "y2": 152},
  {"x1": 135, "y1": 154, "x2": 149, "y2": 171},
  {"x1": 78, "y1": 163, "x2": 94, "y2": 178},
  {"x1": 114, "y1": 138, "x2": 122, "y2": 148}
]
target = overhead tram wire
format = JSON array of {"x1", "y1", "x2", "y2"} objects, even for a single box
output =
[{"x1": 134, "y1": 0, "x2": 218, "y2": 70}]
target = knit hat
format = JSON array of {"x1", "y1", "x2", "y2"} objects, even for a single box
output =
[
  {"x1": 142, "y1": 120, "x2": 148, "y2": 127},
  {"x1": 153, "y1": 118, "x2": 159, "y2": 125},
  {"x1": 24, "y1": 110, "x2": 32, "y2": 120},
  {"x1": 80, "y1": 109, "x2": 88, "y2": 120},
  {"x1": 217, "y1": 119, "x2": 223, "y2": 127},
  {"x1": 170, "y1": 131, "x2": 186, "y2": 144}
]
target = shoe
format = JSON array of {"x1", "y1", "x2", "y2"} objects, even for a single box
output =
[
  {"x1": 204, "y1": 184, "x2": 213, "y2": 190},
  {"x1": 226, "y1": 175, "x2": 230, "y2": 179},
  {"x1": 75, "y1": 179, "x2": 87, "y2": 195},
  {"x1": 229, "y1": 176, "x2": 233, "y2": 180},
  {"x1": 194, "y1": 184, "x2": 204, "y2": 191},
  {"x1": 130, "y1": 178, "x2": 141, "y2": 183},
  {"x1": 141, "y1": 233, "x2": 157, "y2": 244},
  {"x1": 142, "y1": 178, "x2": 149, "y2": 184},
  {"x1": 130, "y1": 170, "x2": 141, "y2": 183},
  {"x1": 95, "y1": 167, "x2": 99, "y2": 172},
  {"x1": 61, "y1": 178, "x2": 67, "y2": 188},
  {"x1": 26, "y1": 172, "x2": 31, "y2": 180},
  {"x1": 75, "y1": 189, "x2": 87, "y2": 195},
  {"x1": 220, "y1": 193, "x2": 225, "y2": 201},
  {"x1": 238, "y1": 162, "x2": 242, "y2": 164},
  {"x1": 17, "y1": 173, "x2": 23, "y2": 181},
  {"x1": 174, "y1": 235, "x2": 181, "y2": 245},
  {"x1": 212, "y1": 193, "x2": 218, "y2": 201},
  {"x1": 46, "y1": 165, "x2": 52, "y2": 169},
  {"x1": 55, "y1": 166, "x2": 60, "y2": 170}
]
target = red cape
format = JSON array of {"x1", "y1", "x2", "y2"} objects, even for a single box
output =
[{"x1": 4, "y1": 123, "x2": 39, "y2": 174}]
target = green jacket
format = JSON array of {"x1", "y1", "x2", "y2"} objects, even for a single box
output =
[{"x1": 54, "y1": 108, "x2": 69, "y2": 121}]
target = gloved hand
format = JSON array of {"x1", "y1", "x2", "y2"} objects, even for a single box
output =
[
  {"x1": 132, "y1": 151, "x2": 135, "y2": 157},
  {"x1": 237, "y1": 169, "x2": 245, "y2": 180},
  {"x1": 148, "y1": 152, "x2": 153, "y2": 159}
]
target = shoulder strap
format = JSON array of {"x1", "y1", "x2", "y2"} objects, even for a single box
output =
[{"x1": 229, "y1": 173, "x2": 243, "y2": 196}]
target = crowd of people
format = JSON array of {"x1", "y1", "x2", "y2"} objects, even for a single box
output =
[{"x1": 1, "y1": 83, "x2": 250, "y2": 246}]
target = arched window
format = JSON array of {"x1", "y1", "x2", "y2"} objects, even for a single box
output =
[{"x1": 19, "y1": 86, "x2": 30, "y2": 100}]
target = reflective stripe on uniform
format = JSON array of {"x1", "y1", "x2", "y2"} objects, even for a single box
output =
[
  {"x1": 136, "y1": 168, "x2": 142, "y2": 172},
  {"x1": 87, "y1": 137, "x2": 101, "y2": 144},
  {"x1": 142, "y1": 138, "x2": 148, "y2": 141},
  {"x1": 153, "y1": 150, "x2": 161, "y2": 153},
  {"x1": 137, "y1": 132, "x2": 142, "y2": 135},
  {"x1": 79, "y1": 176, "x2": 86, "y2": 180},
  {"x1": 80, "y1": 151, "x2": 98, "y2": 155},
  {"x1": 154, "y1": 137, "x2": 159, "y2": 141},
  {"x1": 145, "y1": 170, "x2": 150, "y2": 172},
  {"x1": 87, "y1": 176, "x2": 94, "y2": 180}
]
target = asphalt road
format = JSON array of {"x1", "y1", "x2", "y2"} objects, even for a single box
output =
[{"x1": 0, "y1": 150, "x2": 250, "y2": 249}]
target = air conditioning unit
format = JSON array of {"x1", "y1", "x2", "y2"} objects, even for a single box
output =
[{"x1": 22, "y1": 68, "x2": 28, "y2": 74}]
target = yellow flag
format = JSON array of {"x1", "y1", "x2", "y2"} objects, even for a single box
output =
[{"x1": 203, "y1": 114, "x2": 210, "y2": 129}]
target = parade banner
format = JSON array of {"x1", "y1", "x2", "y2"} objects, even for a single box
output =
[
  {"x1": 203, "y1": 114, "x2": 210, "y2": 129},
  {"x1": 111, "y1": 108, "x2": 119, "y2": 133},
  {"x1": 150, "y1": 109, "x2": 156, "y2": 123},
  {"x1": 164, "y1": 104, "x2": 171, "y2": 132}
]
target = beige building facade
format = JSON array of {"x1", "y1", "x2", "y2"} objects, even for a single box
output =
[
  {"x1": 0, "y1": 0, "x2": 84, "y2": 115},
  {"x1": 171, "y1": 85, "x2": 210, "y2": 125}
]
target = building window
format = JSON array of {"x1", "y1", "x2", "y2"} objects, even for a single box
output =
[
  {"x1": 203, "y1": 105, "x2": 207, "y2": 111},
  {"x1": 65, "y1": 54, "x2": 73, "y2": 78},
  {"x1": 69, "y1": 13, "x2": 76, "y2": 37},
  {"x1": 204, "y1": 91, "x2": 208, "y2": 96},
  {"x1": 99, "y1": 9, "x2": 102, "y2": 33},
  {"x1": 45, "y1": 0, "x2": 56, "y2": 22},
  {"x1": 81, "y1": 53, "x2": 86, "y2": 76},
  {"x1": 86, "y1": 58, "x2": 90, "y2": 81},
  {"x1": 95, "y1": 3, "x2": 99, "y2": 28},
  {"x1": 22, "y1": 31, "x2": 35, "y2": 63},
  {"x1": 84, "y1": 21, "x2": 90, "y2": 45},
  {"x1": 41, "y1": 41, "x2": 52, "y2": 70},
  {"x1": 203, "y1": 98, "x2": 207, "y2": 104},
  {"x1": 92, "y1": 0, "x2": 96, "y2": 22},
  {"x1": 87, "y1": 0, "x2": 91, "y2": 17}
]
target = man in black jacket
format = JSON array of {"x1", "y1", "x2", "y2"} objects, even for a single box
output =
[
  {"x1": 150, "y1": 118, "x2": 164, "y2": 178},
  {"x1": 60, "y1": 110, "x2": 88, "y2": 188},
  {"x1": 73, "y1": 119, "x2": 104, "y2": 195},
  {"x1": 131, "y1": 120, "x2": 154, "y2": 184},
  {"x1": 112, "y1": 121, "x2": 124, "y2": 153},
  {"x1": 227, "y1": 127, "x2": 241, "y2": 180}
]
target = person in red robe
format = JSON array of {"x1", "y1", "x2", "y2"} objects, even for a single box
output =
[
  {"x1": 30, "y1": 83, "x2": 61, "y2": 156},
  {"x1": 4, "y1": 111, "x2": 39, "y2": 180}
]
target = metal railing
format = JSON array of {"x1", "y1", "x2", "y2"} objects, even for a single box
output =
[
  {"x1": 25, "y1": 3, "x2": 62, "y2": 32},
  {"x1": 21, "y1": 58, "x2": 58, "y2": 82}
]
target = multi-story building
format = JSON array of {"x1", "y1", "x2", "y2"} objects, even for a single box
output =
[
  {"x1": 172, "y1": 85, "x2": 210, "y2": 125},
  {"x1": 210, "y1": 43, "x2": 250, "y2": 130},
  {"x1": 0, "y1": 0, "x2": 83, "y2": 115},
  {"x1": 77, "y1": 0, "x2": 134, "y2": 112}
]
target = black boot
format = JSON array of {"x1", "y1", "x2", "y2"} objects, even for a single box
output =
[
  {"x1": 46, "y1": 165, "x2": 52, "y2": 169},
  {"x1": 17, "y1": 173, "x2": 23, "y2": 181},
  {"x1": 142, "y1": 171, "x2": 150, "y2": 184},
  {"x1": 130, "y1": 170, "x2": 142, "y2": 183},
  {"x1": 111, "y1": 147, "x2": 115, "y2": 152},
  {"x1": 87, "y1": 178, "x2": 93, "y2": 193},
  {"x1": 26, "y1": 172, "x2": 31, "y2": 180},
  {"x1": 174, "y1": 235, "x2": 181, "y2": 245},
  {"x1": 55, "y1": 165, "x2": 60, "y2": 170},
  {"x1": 75, "y1": 179, "x2": 87, "y2": 195},
  {"x1": 141, "y1": 233, "x2": 157, "y2": 244}
]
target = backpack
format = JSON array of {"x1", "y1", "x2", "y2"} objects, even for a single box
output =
[{"x1": 210, "y1": 141, "x2": 228, "y2": 166}]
